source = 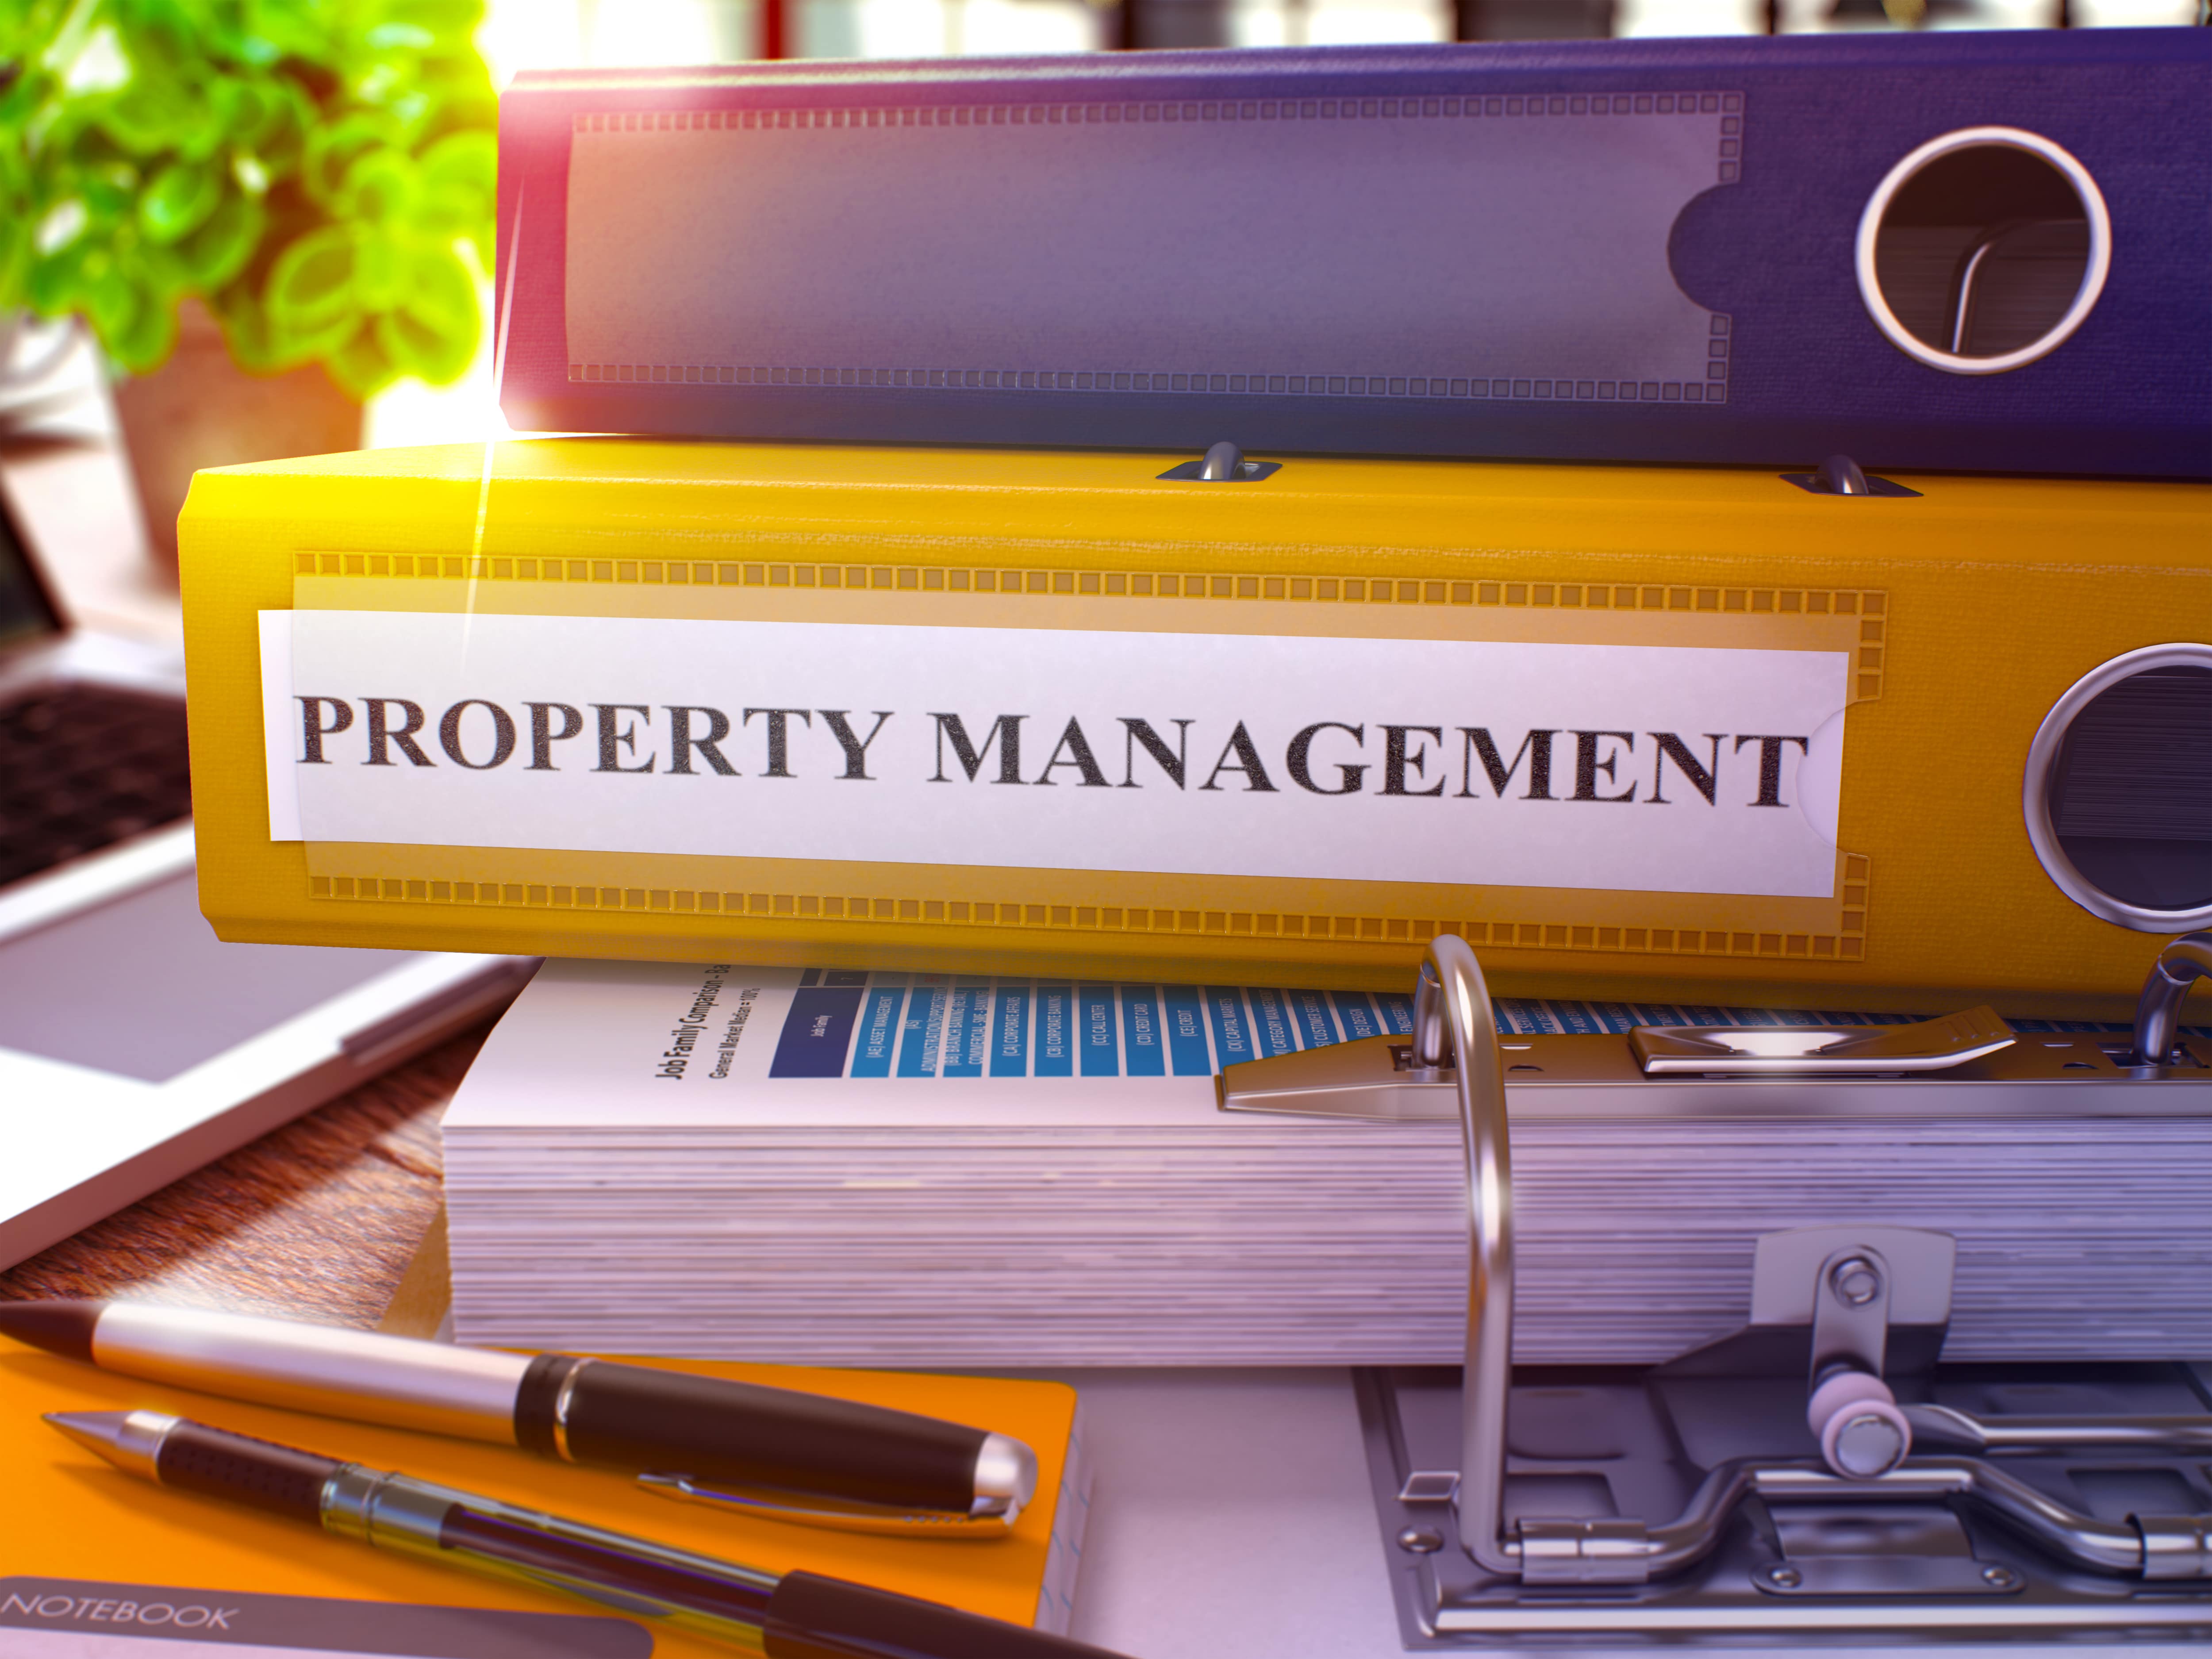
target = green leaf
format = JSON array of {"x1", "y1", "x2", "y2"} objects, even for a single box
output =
[
  {"x1": 25, "y1": 239, "x2": 104, "y2": 320},
  {"x1": 175, "y1": 189, "x2": 263, "y2": 288},
  {"x1": 372, "y1": 307, "x2": 432, "y2": 381},
  {"x1": 0, "y1": 229, "x2": 28, "y2": 315},
  {"x1": 418, "y1": 127, "x2": 497, "y2": 191},
  {"x1": 351, "y1": 227, "x2": 406, "y2": 308},
  {"x1": 269, "y1": 299, "x2": 363, "y2": 371},
  {"x1": 227, "y1": 30, "x2": 284, "y2": 69},
  {"x1": 384, "y1": 88, "x2": 430, "y2": 134},
  {"x1": 33, "y1": 195, "x2": 89, "y2": 257},
  {"x1": 66, "y1": 261, "x2": 144, "y2": 364},
  {"x1": 364, "y1": 22, "x2": 436, "y2": 53},
  {"x1": 95, "y1": 66, "x2": 211, "y2": 158},
  {"x1": 108, "y1": 286, "x2": 180, "y2": 373},
  {"x1": 193, "y1": 72, "x2": 246, "y2": 148},
  {"x1": 326, "y1": 325, "x2": 394, "y2": 400},
  {"x1": 400, "y1": 241, "x2": 477, "y2": 334},
  {"x1": 302, "y1": 111, "x2": 401, "y2": 209},
  {"x1": 77, "y1": 161, "x2": 143, "y2": 220},
  {"x1": 236, "y1": 0, "x2": 333, "y2": 64},
  {"x1": 337, "y1": 144, "x2": 417, "y2": 225},
  {"x1": 376, "y1": 247, "x2": 477, "y2": 383},
  {"x1": 210, "y1": 282, "x2": 283, "y2": 371},
  {"x1": 414, "y1": 127, "x2": 493, "y2": 236},
  {"x1": 246, "y1": 78, "x2": 313, "y2": 174},
  {"x1": 138, "y1": 158, "x2": 221, "y2": 243},
  {"x1": 265, "y1": 223, "x2": 357, "y2": 329},
  {"x1": 376, "y1": 0, "x2": 484, "y2": 40},
  {"x1": 127, "y1": 236, "x2": 195, "y2": 303},
  {"x1": 226, "y1": 80, "x2": 287, "y2": 154}
]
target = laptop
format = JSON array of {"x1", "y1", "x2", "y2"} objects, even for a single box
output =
[{"x1": 0, "y1": 474, "x2": 534, "y2": 1270}]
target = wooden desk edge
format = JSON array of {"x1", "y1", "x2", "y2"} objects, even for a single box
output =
[{"x1": 376, "y1": 1207, "x2": 453, "y2": 1339}]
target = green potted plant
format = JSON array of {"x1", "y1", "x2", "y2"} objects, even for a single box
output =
[{"x1": 0, "y1": 0, "x2": 496, "y2": 565}]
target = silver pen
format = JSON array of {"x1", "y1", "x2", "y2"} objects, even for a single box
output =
[
  {"x1": 46, "y1": 1409, "x2": 1124, "y2": 1659},
  {"x1": 1, "y1": 1300, "x2": 1033, "y2": 1536}
]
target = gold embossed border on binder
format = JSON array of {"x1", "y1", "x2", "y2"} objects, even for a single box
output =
[
  {"x1": 300, "y1": 849, "x2": 1871, "y2": 965},
  {"x1": 293, "y1": 553, "x2": 1887, "y2": 701}
]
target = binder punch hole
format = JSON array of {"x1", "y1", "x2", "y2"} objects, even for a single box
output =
[
  {"x1": 1220, "y1": 934, "x2": 2212, "y2": 1647},
  {"x1": 2023, "y1": 644, "x2": 2212, "y2": 933},
  {"x1": 1855, "y1": 127, "x2": 2111, "y2": 377}
]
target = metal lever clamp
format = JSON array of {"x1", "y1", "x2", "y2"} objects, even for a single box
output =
[
  {"x1": 1228, "y1": 934, "x2": 2212, "y2": 1642},
  {"x1": 1418, "y1": 933, "x2": 2212, "y2": 1586}
]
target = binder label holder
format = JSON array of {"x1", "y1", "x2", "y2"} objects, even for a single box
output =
[{"x1": 1221, "y1": 933, "x2": 2212, "y2": 1646}]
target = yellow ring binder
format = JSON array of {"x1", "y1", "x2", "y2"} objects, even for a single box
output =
[{"x1": 183, "y1": 439, "x2": 2208, "y2": 1016}]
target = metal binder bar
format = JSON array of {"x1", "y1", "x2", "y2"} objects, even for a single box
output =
[
  {"x1": 1904, "y1": 1404, "x2": 2212, "y2": 1455},
  {"x1": 1220, "y1": 937, "x2": 2211, "y2": 1124},
  {"x1": 1419, "y1": 937, "x2": 1518, "y2": 1577},
  {"x1": 1628, "y1": 1006, "x2": 2014, "y2": 1075}
]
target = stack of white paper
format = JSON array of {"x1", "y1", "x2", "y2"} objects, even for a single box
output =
[{"x1": 442, "y1": 960, "x2": 2212, "y2": 1368}]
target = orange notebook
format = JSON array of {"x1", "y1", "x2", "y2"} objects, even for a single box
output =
[{"x1": 0, "y1": 1340, "x2": 1086, "y2": 1653}]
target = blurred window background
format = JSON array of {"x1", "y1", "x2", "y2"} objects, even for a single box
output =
[{"x1": 483, "y1": 0, "x2": 2201, "y2": 87}]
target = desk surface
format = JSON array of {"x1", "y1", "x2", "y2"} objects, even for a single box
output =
[{"x1": 0, "y1": 1028, "x2": 481, "y2": 1319}]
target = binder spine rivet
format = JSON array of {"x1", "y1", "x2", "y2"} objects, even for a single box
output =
[
  {"x1": 1197, "y1": 441, "x2": 1245, "y2": 481},
  {"x1": 1817, "y1": 454, "x2": 1871, "y2": 495},
  {"x1": 1781, "y1": 453, "x2": 1922, "y2": 497},
  {"x1": 1831, "y1": 1257, "x2": 1881, "y2": 1305},
  {"x1": 1156, "y1": 442, "x2": 1281, "y2": 482}
]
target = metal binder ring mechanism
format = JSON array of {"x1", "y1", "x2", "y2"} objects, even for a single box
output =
[
  {"x1": 1418, "y1": 930, "x2": 2212, "y2": 1586},
  {"x1": 1221, "y1": 936, "x2": 2212, "y2": 1640},
  {"x1": 2135, "y1": 932, "x2": 2212, "y2": 1069}
]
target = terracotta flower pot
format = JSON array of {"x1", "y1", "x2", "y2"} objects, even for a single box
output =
[{"x1": 111, "y1": 298, "x2": 363, "y2": 577}]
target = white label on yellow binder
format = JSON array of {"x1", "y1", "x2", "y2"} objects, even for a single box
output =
[{"x1": 261, "y1": 611, "x2": 1849, "y2": 898}]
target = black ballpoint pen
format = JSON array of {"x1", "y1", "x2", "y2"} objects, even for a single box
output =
[
  {"x1": 0, "y1": 1300, "x2": 1034, "y2": 1535},
  {"x1": 44, "y1": 1409, "x2": 1130, "y2": 1659}
]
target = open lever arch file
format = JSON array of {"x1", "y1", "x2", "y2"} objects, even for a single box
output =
[{"x1": 438, "y1": 958, "x2": 2212, "y2": 1370}]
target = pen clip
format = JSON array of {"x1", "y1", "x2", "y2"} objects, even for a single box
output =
[{"x1": 635, "y1": 1472, "x2": 1018, "y2": 1539}]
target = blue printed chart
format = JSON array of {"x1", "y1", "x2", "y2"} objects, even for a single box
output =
[
  {"x1": 766, "y1": 975, "x2": 2174, "y2": 1081},
  {"x1": 768, "y1": 972, "x2": 1417, "y2": 1081}
]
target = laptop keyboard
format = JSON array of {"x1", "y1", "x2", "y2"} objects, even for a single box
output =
[{"x1": 0, "y1": 682, "x2": 192, "y2": 887}]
